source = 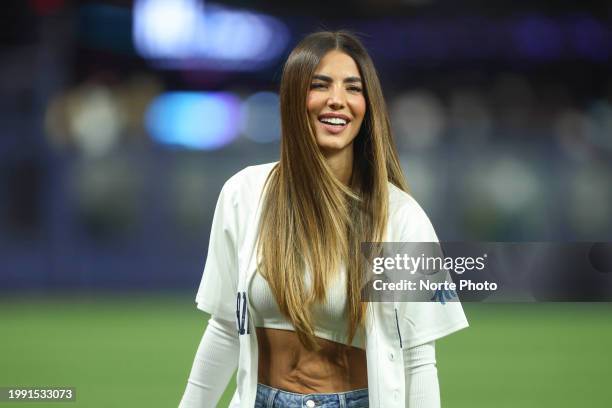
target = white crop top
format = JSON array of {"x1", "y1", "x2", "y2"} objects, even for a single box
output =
[{"x1": 248, "y1": 265, "x2": 366, "y2": 349}]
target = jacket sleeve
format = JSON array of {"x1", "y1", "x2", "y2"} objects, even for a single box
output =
[
  {"x1": 404, "y1": 341, "x2": 440, "y2": 408},
  {"x1": 394, "y1": 194, "x2": 469, "y2": 348},
  {"x1": 195, "y1": 180, "x2": 240, "y2": 322},
  {"x1": 178, "y1": 316, "x2": 239, "y2": 407}
]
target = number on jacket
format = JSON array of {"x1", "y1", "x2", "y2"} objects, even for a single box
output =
[{"x1": 235, "y1": 291, "x2": 251, "y2": 335}]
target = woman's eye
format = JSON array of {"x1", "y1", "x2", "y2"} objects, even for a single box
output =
[
  {"x1": 310, "y1": 83, "x2": 326, "y2": 89},
  {"x1": 348, "y1": 86, "x2": 362, "y2": 92}
]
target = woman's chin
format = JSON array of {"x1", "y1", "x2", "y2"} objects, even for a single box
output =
[{"x1": 316, "y1": 135, "x2": 353, "y2": 154}]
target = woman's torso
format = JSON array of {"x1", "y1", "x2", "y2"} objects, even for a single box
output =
[
  {"x1": 249, "y1": 267, "x2": 368, "y2": 393},
  {"x1": 256, "y1": 327, "x2": 368, "y2": 393}
]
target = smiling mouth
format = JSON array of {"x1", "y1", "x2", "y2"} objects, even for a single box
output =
[
  {"x1": 318, "y1": 117, "x2": 349, "y2": 126},
  {"x1": 316, "y1": 117, "x2": 350, "y2": 135}
]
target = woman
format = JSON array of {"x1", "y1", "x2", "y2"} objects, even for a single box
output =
[{"x1": 179, "y1": 31, "x2": 468, "y2": 408}]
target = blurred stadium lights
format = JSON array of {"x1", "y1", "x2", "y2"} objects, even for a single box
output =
[
  {"x1": 133, "y1": 0, "x2": 203, "y2": 59},
  {"x1": 448, "y1": 88, "x2": 492, "y2": 144},
  {"x1": 133, "y1": 0, "x2": 290, "y2": 70},
  {"x1": 73, "y1": 156, "x2": 141, "y2": 239},
  {"x1": 45, "y1": 76, "x2": 163, "y2": 153},
  {"x1": 468, "y1": 157, "x2": 540, "y2": 215},
  {"x1": 43, "y1": 84, "x2": 125, "y2": 158},
  {"x1": 366, "y1": 15, "x2": 611, "y2": 63},
  {"x1": 512, "y1": 15, "x2": 563, "y2": 60},
  {"x1": 570, "y1": 16, "x2": 610, "y2": 61},
  {"x1": 240, "y1": 92, "x2": 281, "y2": 143},
  {"x1": 390, "y1": 90, "x2": 445, "y2": 150},
  {"x1": 484, "y1": 158, "x2": 540, "y2": 215},
  {"x1": 68, "y1": 85, "x2": 124, "y2": 157},
  {"x1": 47, "y1": 80, "x2": 284, "y2": 153},
  {"x1": 553, "y1": 108, "x2": 596, "y2": 162},
  {"x1": 115, "y1": 74, "x2": 164, "y2": 141},
  {"x1": 568, "y1": 165, "x2": 612, "y2": 236},
  {"x1": 586, "y1": 100, "x2": 612, "y2": 152},
  {"x1": 75, "y1": 2, "x2": 610, "y2": 66},
  {"x1": 145, "y1": 91, "x2": 241, "y2": 150}
]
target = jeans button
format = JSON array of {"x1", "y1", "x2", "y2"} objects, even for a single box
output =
[{"x1": 305, "y1": 399, "x2": 315, "y2": 408}]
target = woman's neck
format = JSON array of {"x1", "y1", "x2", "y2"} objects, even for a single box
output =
[{"x1": 321, "y1": 144, "x2": 354, "y2": 186}]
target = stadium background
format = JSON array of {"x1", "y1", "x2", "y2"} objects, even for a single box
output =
[{"x1": 1, "y1": 0, "x2": 611, "y2": 407}]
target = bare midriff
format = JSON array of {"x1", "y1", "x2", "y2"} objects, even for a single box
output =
[{"x1": 256, "y1": 327, "x2": 368, "y2": 393}]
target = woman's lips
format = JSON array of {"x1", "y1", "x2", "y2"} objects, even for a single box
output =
[{"x1": 318, "y1": 120, "x2": 348, "y2": 135}]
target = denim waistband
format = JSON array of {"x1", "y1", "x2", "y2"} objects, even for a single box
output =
[{"x1": 255, "y1": 383, "x2": 369, "y2": 408}]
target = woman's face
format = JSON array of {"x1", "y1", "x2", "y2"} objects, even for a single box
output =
[{"x1": 306, "y1": 50, "x2": 366, "y2": 155}]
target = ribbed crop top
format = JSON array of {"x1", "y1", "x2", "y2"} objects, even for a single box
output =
[{"x1": 248, "y1": 265, "x2": 366, "y2": 350}]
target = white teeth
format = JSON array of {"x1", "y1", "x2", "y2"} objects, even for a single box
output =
[{"x1": 319, "y1": 117, "x2": 347, "y2": 126}]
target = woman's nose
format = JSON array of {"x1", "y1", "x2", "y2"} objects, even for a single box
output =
[{"x1": 327, "y1": 87, "x2": 346, "y2": 108}]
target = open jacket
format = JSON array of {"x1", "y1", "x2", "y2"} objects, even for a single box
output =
[{"x1": 195, "y1": 162, "x2": 469, "y2": 407}]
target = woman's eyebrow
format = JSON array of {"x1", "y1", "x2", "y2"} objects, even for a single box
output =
[{"x1": 312, "y1": 74, "x2": 362, "y2": 83}]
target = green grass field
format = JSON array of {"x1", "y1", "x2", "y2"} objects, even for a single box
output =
[{"x1": 1, "y1": 295, "x2": 611, "y2": 407}]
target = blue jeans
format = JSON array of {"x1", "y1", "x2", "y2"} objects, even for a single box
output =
[{"x1": 254, "y1": 383, "x2": 369, "y2": 408}]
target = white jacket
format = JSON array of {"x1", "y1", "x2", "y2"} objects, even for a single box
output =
[{"x1": 195, "y1": 162, "x2": 469, "y2": 407}]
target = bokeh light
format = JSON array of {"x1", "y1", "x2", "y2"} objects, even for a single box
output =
[
  {"x1": 390, "y1": 90, "x2": 445, "y2": 150},
  {"x1": 145, "y1": 91, "x2": 241, "y2": 150},
  {"x1": 67, "y1": 84, "x2": 124, "y2": 157},
  {"x1": 133, "y1": 0, "x2": 290, "y2": 70}
]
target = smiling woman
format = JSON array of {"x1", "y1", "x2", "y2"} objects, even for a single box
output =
[
  {"x1": 307, "y1": 50, "x2": 366, "y2": 160},
  {"x1": 179, "y1": 30, "x2": 469, "y2": 408}
]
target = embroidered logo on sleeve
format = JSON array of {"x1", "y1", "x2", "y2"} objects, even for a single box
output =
[{"x1": 430, "y1": 288, "x2": 457, "y2": 305}]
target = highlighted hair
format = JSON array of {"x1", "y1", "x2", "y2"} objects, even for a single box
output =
[{"x1": 257, "y1": 31, "x2": 408, "y2": 350}]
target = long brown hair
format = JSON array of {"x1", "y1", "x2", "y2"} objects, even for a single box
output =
[{"x1": 257, "y1": 30, "x2": 408, "y2": 350}]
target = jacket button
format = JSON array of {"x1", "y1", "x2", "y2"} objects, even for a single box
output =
[
  {"x1": 305, "y1": 399, "x2": 315, "y2": 408},
  {"x1": 388, "y1": 352, "x2": 395, "y2": 361}
]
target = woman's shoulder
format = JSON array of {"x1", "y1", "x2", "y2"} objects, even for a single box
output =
[
  {"x1": 213, "y1": 162, "x2": 278, "y2": 245},
  {"x1": 387, "y1": 182, "x2": 425, "y2": 217},
  {"x1": 222, "y1": 161, "x2": 279, "y2": 201},
  {"x1": 386, "y1": 182, "x2": 438, "y2": 242}
]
